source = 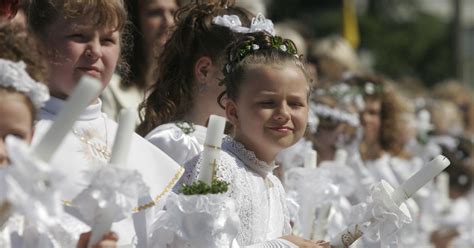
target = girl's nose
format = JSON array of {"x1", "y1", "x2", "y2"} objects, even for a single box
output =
[
  {"x1": 273, "y1": 104, "x2": 291, "y2": 122},
  {"x1": 85, "y1": 40, "x2": 102, "y2": 60}
]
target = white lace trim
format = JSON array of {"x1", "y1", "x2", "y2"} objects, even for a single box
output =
[
  {"x1": 222, "y1": 136, "x2": 277, "y2": 177},
  {"x1": 0, "y1": 58, "x2": 49, "y2": 109}
]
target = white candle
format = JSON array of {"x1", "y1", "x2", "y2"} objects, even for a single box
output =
[
  {"x1": 109, "y1": 108, "x2": 137, "y2": 166},
  {"x1": 331, "y1": 156, "x2": 450, "y2": 247},
  {"x1": 335, "y1": 149, "x2": 348, "y2": 164},
  {"x1": 391, "y1": 155, "x2": 450, "y2": 206},
  {"x1": 88, "y1": 209, "x2": 115, "y2": 248},
  {"x1": 313, "y1": 203, "x2": 331, "y2": 240},
  {"x1": 436, "y1": 172, "x2": 450, "y2": 210},
  {"x1": 32, "y1": 76, "x2": 102, "y2": 163},
  {"x1": 198, "y1": 115, "x2": 226, "y2": 184},
  {"x1": 304, "y1": 149, "x2": 317, "y2": 169}
]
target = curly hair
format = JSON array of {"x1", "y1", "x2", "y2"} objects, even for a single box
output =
[
  {"x1": 0, "y1": 25, "x2": 46, "y2": 121},
  {"x1": 136, "y1": 0, "x2": 252, "y2": 136},
  {"x1": 219, "y1": 31, "x2": 311, "y2": 104},
  {"x1": 346, "y1": 74, "x2": 408, "y2": 157}
]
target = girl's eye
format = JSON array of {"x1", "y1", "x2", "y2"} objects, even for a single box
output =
[
  {"x1": 258, "y1": 101, "x2": 275, "y2": 107},
  {"x1": 289, "y1": 102, "x2": 305, "y2": 108},
  {"x1": 68, "y1": 34, "x2": 86, "y2": 41},
  {"x1": 101, "y1": 38, "x2": 117, "y2": 45},
  {"x1": 148, "y1": 9, "x2": 164, "y2": 17}
]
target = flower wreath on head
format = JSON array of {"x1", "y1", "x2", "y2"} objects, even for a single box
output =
[
  {"x1": 212, "y1": 13, "x2": 300, "y2": 83},
  {"x1": 0, "y1": 58, "x2": 49, "y2": 109}
]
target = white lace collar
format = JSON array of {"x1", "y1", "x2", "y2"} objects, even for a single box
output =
[
  {"x1": 40, "y1": 96, "x2": 102, "y2": 121},
  {"x1": 222, "y1": 136, "x2": 278, "y2": 177}
]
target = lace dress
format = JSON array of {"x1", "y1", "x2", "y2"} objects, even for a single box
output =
[{"x1": 177, "y1": 136, "x2": 296, "y2": 247}]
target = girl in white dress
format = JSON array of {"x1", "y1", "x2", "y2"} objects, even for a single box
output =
[
  {"x1": 178, "y1": 31, "x2": 330, "y2": 247},
  {"x1": 137, "y1": 1, "x2": 252, "y2": 166},
  {"x1": 0, "y1": 27, "x2": 117, "y2": 247},
  {"x1": 26, "y1": 1, "x2": 183, "y2": 246}
]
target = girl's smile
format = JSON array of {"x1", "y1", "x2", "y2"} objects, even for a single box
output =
[{"x1": 226, "y1": 64, "x2": 309, "y2": 163}]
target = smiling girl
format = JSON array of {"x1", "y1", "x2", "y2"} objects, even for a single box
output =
[
  {"x1": 26, "y1": 0, "x2": 182, "y2": 246},
  {"x1": 178, "y1": 31, "x2": 329, "y2": 247}
]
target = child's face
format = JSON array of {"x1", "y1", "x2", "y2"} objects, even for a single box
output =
[
  {"x1": 42, "y1": 15, "x2": 120, "y2": 99},
  {"x1": 227, "y1": 64, "x2": 309, "y2": 162},
  {"x1": 361, "y1": 98, "x2": 381, "y2": 145},
  {"x1": 0, "y1": 94, "x2": 33, "y2": 166},
  {"x1": 139, "y1": 0, "x2": 178, "y2": 50}
]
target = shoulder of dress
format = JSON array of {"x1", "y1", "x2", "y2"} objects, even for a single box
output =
[{"x1": 145, "y1": 124, "x2": 185, "y2": 140}]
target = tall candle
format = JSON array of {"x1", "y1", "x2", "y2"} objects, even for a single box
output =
[
  {"x1": 32, "y1": 76, "x2": 102, "y2": 163},
  {"x1": 436, "y1": 172, "x2": 450, "y2": 210},
  {"x1": 304, "y1": 149, "x2": 317, "y2": 169},
  {"x1": 391, "y1": 155, "x2": 450, "y2": 206},
  {"x1": 198, "y1": 115, "x2": 226, "y2": 184},
  {"x1": 88, "y1": 209, "x2": 115, "y2": 247},
  {"x1": 331, "y1": 156, "x2": 450, "y2": 248},
  {"x1": 109, "y1": 108, "x2": 137, "y2": 166},
  {"x1": 335, "y1": 149, "x2": 348, "y2": 164}
]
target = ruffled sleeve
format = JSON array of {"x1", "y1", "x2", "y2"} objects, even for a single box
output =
[{"x1": 145, "y1": 124, "x2": 204, "y2": 166}]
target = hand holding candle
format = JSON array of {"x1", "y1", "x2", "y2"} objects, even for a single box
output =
[
  {"x1": 198, "y1": 115, "x2": 226, "y2": 184},
  {"x1": 331, "y1": 155, "x2": 451, "y2": 248},
  {"x1": 32, "y1": 76, "x2": 102, "y2": 163},
  {"x1": 87, "y1": 108, "x2": 137, "y2": 247}
]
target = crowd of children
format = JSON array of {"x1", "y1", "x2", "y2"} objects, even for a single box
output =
[{"x1": 0, "y1": 0, "x2": 472, "y2": 247}]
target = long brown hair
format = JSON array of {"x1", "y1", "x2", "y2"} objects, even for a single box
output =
[
  {"x1": 136, "y1": 0, "x2": 252, "y2": 136},
  {"x1": 346, "y1": 74, "x2": 408, "y2": 158}
]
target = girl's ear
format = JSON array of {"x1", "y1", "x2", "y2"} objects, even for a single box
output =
[
  {"x1": 225, "y1": 100, "x2": 239, "y2": 128},
  {"x1": 194, "y1": 56, "x2": 213, "y2": 85}
]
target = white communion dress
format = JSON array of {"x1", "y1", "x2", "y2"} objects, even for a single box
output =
[
  {"x1": 145, "y1": 122, "x2": 207, "y2": 166},
  {"x1": 177, "y1": 136, "x2": 297, "y2": 247},
  {"x1": 32, "y1": 97, "x2": 184, "y2": 247}
]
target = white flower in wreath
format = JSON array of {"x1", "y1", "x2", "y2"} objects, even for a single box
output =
[
  {"x1": 0, "y1": 58, "x2": 49, "y2": 109},
  {"x1": 364, "y1": 82, "x2": 375, "y2": 95},
  {"x1": 248, "y1": 13, "x2": 275, "y2": 35},
  {"x1": 212, "y1": 15, "x2": 249, "y2": 33},
  {"x1": 252, "y1": 44, "x2": 260, "y2": 51},
  {"x1": 279, "y1": 44, "x2": 287, "y2": 52}
]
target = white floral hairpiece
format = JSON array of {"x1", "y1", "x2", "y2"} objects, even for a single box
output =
[
  {"x1": 0, "y1": 58, "x2": 49, "y2": 109},
  {"x1": 212, "y1": 13, "x2": 275, "y2": 35},
  {"x1": 310, "y1": 102, "x2": 360, "y2": 127}
]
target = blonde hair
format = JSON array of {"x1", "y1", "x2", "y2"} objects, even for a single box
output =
[
  {"x1": 428, "y1": 100, "x2": 464, "y2": 136},
  {"x1": 310, "y1": 35, "x2": 360, "y2": 74}
]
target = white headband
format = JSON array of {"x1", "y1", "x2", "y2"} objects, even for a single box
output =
[
  {"x1": 212, "y1": 13, "x2": 275, "y2": 36},
  {"x1": 310, "y1": 102, "x2": 360, "y2": 127},
  {"x1": 0, "y1": 58, "x2": 49, "y2": 109}
]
